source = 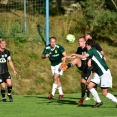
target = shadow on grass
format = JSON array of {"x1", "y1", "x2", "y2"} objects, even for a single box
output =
[
  {"x1": 23, "y1": 95, "x2": 98, "y2": 107},
  {"x1": 77, "y1": 104, "x2": 94, "y2": 107},
  {"x1": 36, "y1": 96, "x2": 77, "y2": 105}
]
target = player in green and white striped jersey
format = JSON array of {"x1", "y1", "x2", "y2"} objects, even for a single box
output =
[{"x1": 71, "y1": 39, "x2": 117, "y2": 108}]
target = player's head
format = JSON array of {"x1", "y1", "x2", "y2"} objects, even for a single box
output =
[
  {"x1": 85, "y1": 39, "x2": 95, "y2": 50},
  {"x1": 49, "y1": 37, "x2": 57, "y2": 48},
  {"x1": 0, "y1": 38, "x2": 6, "y2": 49},
  {"x1": 85, "y1": 33, "x2": 92, "y2": 41},
  {"x1": 78, "y1": 37, "x2": 86, "y2": 47}
]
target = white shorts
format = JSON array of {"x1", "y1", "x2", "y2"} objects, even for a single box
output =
[
  {"x1": 51, "y1": 63, "x2": 63, "y2": 76},
  {"x1": 91, "y1": 69, "x2": 112, "y2": 88}
]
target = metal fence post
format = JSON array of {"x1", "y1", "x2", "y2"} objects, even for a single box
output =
[
  {"x1": 46, "y1": 0, "x2": 49, "y2": 45},
  {"x1": 24, "y1": 0, "x2": 27, "y2": 33}
]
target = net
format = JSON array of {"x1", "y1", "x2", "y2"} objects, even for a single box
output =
[{"x1": 0, "y1": 0, "x2": 45, "y2": 39}]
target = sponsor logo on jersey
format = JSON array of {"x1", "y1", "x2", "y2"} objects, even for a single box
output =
[
  {"x1": 0, "y1": 58, "x2": 6, "y2": 63},
  {"x1": 55, "y1": 50, "x2": 57, "y2": 53},
  {"x1": 52, "y1": 54, "x2": 59, "y2": 57}
]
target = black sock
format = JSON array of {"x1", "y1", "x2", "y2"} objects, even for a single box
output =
[
  {"x1": 81, "y1": 92, "x2": 85, "y2": 98},
  {"x1": 86, "y1": 84, "x2": 90, "y2": 97},
  {"x1": 7, "y1": 86, "x2": 12, "y2": 94},
  {"x1": 87, "y1": 90, "x2": 90, "y2": 97},
  {"x1": 1, "y1": 89, "x2": 5, "y2": 98},
  {"x1": 67, "y1": 63, "x2": 73, "y2": 69}
]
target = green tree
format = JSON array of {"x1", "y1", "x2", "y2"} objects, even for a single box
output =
[{"x1": 78, "y1": 0, "x2": 117, "y2": 40}]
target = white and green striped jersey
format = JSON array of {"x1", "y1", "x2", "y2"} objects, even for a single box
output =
[{"x1": 87, "y1": 48, "x2": 108, "y2": 76}]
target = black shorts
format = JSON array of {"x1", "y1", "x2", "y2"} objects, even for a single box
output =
[
  {"x1": 78, "y1": 60, "x2": 88, "y2": 71},
  {"x1": 0, "y1": 72, "x2": 11, "y2": 84},
  {"x1": 77, "y1": 60, "x2": 91, "y2": 81},
  {"x1": 81, "y1": 71, "x2": 90, "y2": 81},
  {"x1": 92, "y1": 65, "x2": 97, "y2": 73}
]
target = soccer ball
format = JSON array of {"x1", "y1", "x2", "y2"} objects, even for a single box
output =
[{"x1": 66, "y1": 34, "x2": 75, "y2": 43}]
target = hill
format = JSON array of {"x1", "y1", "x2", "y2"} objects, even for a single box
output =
[{"x1": 6, "y1": 36, "x2": 117, "y2": 95}]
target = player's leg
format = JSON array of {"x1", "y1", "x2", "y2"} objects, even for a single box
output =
[
  {"x1": 88, "y1": 74, "x2": 103, "y2": 108},
  {"x1": 85, "y1": 81, "x2": 90, "y2": 100},
  {"x1": 60, "y1": 58, "x2": 82, "y2": 71},
  {"x1": 0, "y1": 82, "x2": 6, "y2": 102},
  {"x1": 68, "y1": 58, "x2": 81, "y2": 68},
  {"x1": 101, "y1": 88, "x2": 117, "y2": 104},
  {"x1": 77, "y1": 61, "x2": 90, "y2": 105},
  {"x1": 48, "y1": 73, "x2": 58, "y2": 99},
  {"x1": 78, "y1": 78, "x2": 86, "y2": 105},
  {"x1": 49, "y1": 63, "x2": 64, "y2": 99},
  {"x1": 100, "y1": 70, "x2": 117, "y2": 107},
  {"x1": 4, "y1": 72, "x2": 13, "y2": 102},
  {"x1": 6, "y1": 78, "x2": 13, "y2": 102},
  {"x1": 56, "y1": 63, "x2": 64, "y2": 99},
  {"x1": 91, "y1": 65, "x2": 98, "y2": 97},
  {"x1": 57, "y1": 77, "x2": 64, "y2": 100},
  {"x1": 48, "y1": 66, "x2": 58, "y2": 99}
]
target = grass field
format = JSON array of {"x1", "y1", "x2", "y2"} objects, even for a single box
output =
[{"x1": 0, "y1": 93, "x2": 117, "y2": 117}]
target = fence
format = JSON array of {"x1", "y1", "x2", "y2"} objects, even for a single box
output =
[{"x1": 0, "y1": 0, "x2": 46, "y2": 39}]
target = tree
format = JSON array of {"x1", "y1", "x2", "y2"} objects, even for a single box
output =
[{"x1": 78, "y1": 0, "x2": 117, "y2": 39}]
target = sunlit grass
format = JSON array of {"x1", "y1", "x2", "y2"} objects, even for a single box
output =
[{"x1": 0, "y1": 93, "x2": 117, "y2": 117}]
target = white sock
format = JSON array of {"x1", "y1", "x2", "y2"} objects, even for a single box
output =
[
  {"x1": 106, "y1": 93, "x2": 117, "y2": 103},
  {"x1": 58, "y1": 86, "x2": 63, "y2": 95},
  {"x1": 8, "y1": 93, "x2": 11, "y2": 95},
  {"x1": 89, "y1": 88, "x2": 101, "y2": 103},
  {"x1": 51, "y1": 83, "x2": 58, "y2": 96}
]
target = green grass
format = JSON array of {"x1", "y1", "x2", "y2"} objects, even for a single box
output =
[{"x1": 0, "y1": 93, "x2": 117, "y2": 117}]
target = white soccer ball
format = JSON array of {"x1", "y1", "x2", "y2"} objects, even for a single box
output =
[{"x1": 66, "y1": 34, "x2": 75, "y2": 43}]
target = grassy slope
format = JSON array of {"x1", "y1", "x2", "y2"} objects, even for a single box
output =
[
  {"x1": 1, "y1": 12, "x2": 117, "y2": 95},
  {"x1": 6, "y1": 36, "x2": 117, "y2": 95}
]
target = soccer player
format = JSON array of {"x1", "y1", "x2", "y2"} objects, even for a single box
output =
[
  {"x1": 73, "y1": 37, "x2": 91, "y2": 105},
  {"x1": 41, "y1": 37, "x2": 67, "y2": 100},
  {"x1": 61, "y1": 37, "x2": 92, "y2": 105},
  {"x1": 71, "y1": 39, "x2": 117, "y2": 108},
  {"x1": 84, "y1": 33, "x2": 105, "y2": 101},
  {"x1": 0, "y1": 39, "x2": 18, "y2": 102}
]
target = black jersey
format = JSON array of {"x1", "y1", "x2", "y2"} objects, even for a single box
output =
[
  {"x1": 94, "y1": 42, "x2": 102, "y2": 52},
  {"x1": 0, "y1": 49, "x2": 10, "y2": 74},
  {"x1": 76, "y1": 46, "x2": 87, "y2": 61}
]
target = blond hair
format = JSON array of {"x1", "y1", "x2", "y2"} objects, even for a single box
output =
[{"x1": 0, "y1": 38, "x2": 6, "y2": 43}]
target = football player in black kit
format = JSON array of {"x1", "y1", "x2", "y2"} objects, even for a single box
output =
[
  {"x1": 69, "y1": 37, "x2": 91, "y2": 105},
  {"x1": 61, "y1": 37, "x2": 91, "y2": 105},
  {"x1": 0, "y1": 39, "x2": 18, "y2": 102}
]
